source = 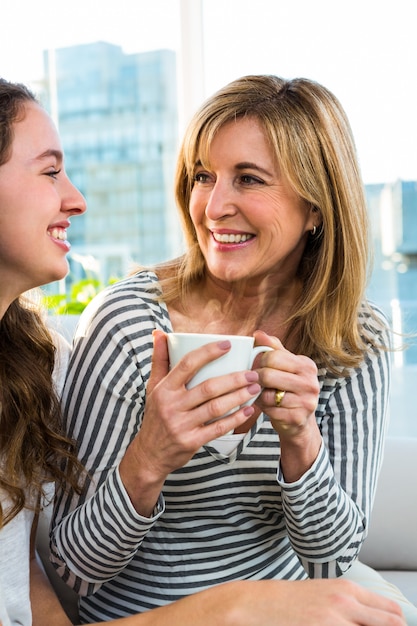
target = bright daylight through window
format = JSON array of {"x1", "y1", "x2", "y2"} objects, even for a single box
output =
[{"x1": 1, "y1": 0, "x2": 416, "y2": 435}]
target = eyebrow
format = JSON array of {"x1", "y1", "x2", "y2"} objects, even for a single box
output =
[
  {"x1": 33, "y1": 149, "x2": 63, "y2": 163},
  {"x1": 235, "y1": 161, "x2": 273, "y2": 177},
  {"x1": 195, "y1": 159, "x2": 273, "y2": 177}
]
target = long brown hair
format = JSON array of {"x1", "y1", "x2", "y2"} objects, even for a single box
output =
[
  {"x1": 162, "y1": 75, "x2": 384, "y2": 373},
  {"x1": 0, "y1": 79, "x2": 84, "y2": 527}
]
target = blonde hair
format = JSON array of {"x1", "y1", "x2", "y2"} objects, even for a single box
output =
[{"x1": 161, "y1": 75, "x2": 382, "y2": 372}]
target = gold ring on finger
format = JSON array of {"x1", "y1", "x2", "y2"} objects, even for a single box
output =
[{"x1": 274, "y1": 389, "x2": 286, "y2": 408}]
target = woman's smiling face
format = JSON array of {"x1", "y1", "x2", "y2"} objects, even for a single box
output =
[
  {"x1": 189, "y1": 116, "x2": 317, "y2": 290},
  {"x1": 0, "y1": 102, "x2": 86, "y2": 305}
]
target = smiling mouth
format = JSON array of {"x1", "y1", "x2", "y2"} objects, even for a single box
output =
[
  {"x1": 48, "y1": 227, "x2": 68, "y2": 241},
  {"x1": 212, "y1": 232, "x2": 254, "y2": 243}
]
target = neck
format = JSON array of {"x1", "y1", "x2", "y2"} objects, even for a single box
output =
[
  {"x1": 0, "y1": 279, "x2": 21, "y2": 321},
  {"x1": 181, "y1": 273, "x2": 302, "y2": 338},
  {"x1": 0, "y1": 298, "x2": 11, "y2": 321}
]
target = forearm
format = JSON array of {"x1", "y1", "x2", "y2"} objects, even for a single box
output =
[
  {"x1": 119, "y1": 437, "x2": 166, "y2": 517},
  {"x1": 278, "y1": 419, "x2": 322, "y2": 482},
  {"x1": 54, "y1": 299, "x2": 163, "y2": 590},
  {"x1": 51, "y1": 468, "x2": 164, "y2": 594},
  {"x1": 90, "y1": 579, "x2": 405, "y2": 626},
  {"x1": 279, "y1": 441, "x2": 366, "y2": 576},
  {"x1": 30, "y1": 553, "x2": 72, "y2": 626},
  {"x1": 90, "y1": 581, "x2": 275, "y2": 626},
  {"x1": 282, "y1": 364, "x2": 389, "y2": 574}
]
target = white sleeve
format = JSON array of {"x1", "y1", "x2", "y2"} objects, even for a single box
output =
[
  {"x1": 49, "y1": 329, "x2": 71, "y2": 396},
  {"x1": 0, "y1": 579, "x2": 12, "y2": 626}
]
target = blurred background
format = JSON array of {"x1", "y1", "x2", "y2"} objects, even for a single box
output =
[{"x1": 2, "y1": 0, "x2": 416, "y2": 431}]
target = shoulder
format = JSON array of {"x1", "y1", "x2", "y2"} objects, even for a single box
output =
[
  {"x1": 74, "y1": 269, "x2": 171, "y2": 341},
  {"x1": 81, "y1": 270, "x2": 161, "y2": 318},
  {"x1": 358, "y1": 301, "x2": 392, "y2": 349},
  {"x1": 317, "y1": 302, "x2": 391, "y2": 399},
  {"x1": 98, "y1": 269, "x2": 162, "y2": 304}
]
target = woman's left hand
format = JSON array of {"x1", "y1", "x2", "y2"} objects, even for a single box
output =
[{"x1": 253, "y1": 330, "x2": 322, "y2": 482}]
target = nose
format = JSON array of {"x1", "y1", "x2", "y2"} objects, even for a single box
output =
[
  {"x1": 204, "y1": 178, "x2": 238, "y2": 221},
  {"x1": 61, "y1": 175, "x2": 87, "y2": 216}
]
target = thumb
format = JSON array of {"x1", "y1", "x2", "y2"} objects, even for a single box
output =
[
  {"x1": 253, "y1": 329, "x2": 285, "y2": 350},
  {"x1": 147, "y1": 329, "x2": 170, "y2": 395}
]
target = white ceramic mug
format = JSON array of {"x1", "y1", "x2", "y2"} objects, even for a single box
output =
[{"x1": 167, "y1": 332, "x2": 273, "y2": 417}]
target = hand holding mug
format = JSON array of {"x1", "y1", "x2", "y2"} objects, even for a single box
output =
[
  {"x1": 121, "y1": 331, "x2": 267, "y2": 517},
  {"x1": 167, "y1": 332, "x2": 273, "y2": 421}
]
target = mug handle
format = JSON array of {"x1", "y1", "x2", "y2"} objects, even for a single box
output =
[{"x1": 242, "y1": 345, "x2": 274, "y2": 407}]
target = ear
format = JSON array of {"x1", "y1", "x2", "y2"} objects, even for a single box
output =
[{"x1": 307, "y1": 204, "x2": 322, "y2": 234}]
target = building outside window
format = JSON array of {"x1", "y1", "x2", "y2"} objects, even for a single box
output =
[
  {"x1": 40, "y1": 42, "x2": 182, "y2": 286},
  {"x1": 1, "y1": 0, "x2": 416, "y2": 435}
]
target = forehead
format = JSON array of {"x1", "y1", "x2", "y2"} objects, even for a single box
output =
[
  {"x1": 10, "y1": 102, "x2": 63, "y2": 162},
  {"x1": 214, "y1": 116, "x2": 267, "y2": 143},
  {"x1": 198, "y1": 116, "x2": 274, "y2": 164}
]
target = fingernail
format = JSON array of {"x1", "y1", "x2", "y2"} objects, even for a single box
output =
[
  {"x1": 243, "y1": 405, "x2": 255, "y2": 416},
  {"x1": 247, "y1": 383, "x2": 261, "y2": 395},
  {"x1": 217, "y1": 340, "x2": 231, "y2": 350},
  {"x1": 245, "y1": 371, "x2": 259, "y2": 383}
]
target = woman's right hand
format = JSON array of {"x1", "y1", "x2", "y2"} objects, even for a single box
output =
[{"x1": 119, "y1": 330, "x2": 260, "y2": 515}]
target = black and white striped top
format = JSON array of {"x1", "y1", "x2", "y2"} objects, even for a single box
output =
[{"x1": 50, "y1": 271, "x2": 391, "y2": 623}]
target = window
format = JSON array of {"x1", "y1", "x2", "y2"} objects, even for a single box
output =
[{"x1": 2, "y1": 0, "x2": 416, "y2": 433}]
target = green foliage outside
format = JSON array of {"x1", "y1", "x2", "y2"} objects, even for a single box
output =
[{"x1": 43, "y1": 276, "x2": 119, "y2": 315}]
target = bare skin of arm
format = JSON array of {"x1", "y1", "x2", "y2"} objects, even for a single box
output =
[
  {"x1": 91, "y1": 579, "x2": 405, "y2": 626},
  {"x1": 29, "y1": 515, "x2": 72, "y2": 626}
]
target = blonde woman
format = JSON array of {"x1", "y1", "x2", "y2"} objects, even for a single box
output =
[
  {"x1": 1, "y1": 76, "x2": 406, "y2": 626},
  {"x1": 51, "y1": 76, "x2": 414, "y2": 623}
]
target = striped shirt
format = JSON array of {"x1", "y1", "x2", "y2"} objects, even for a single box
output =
[{"x1": 50, "y1": 270, "x2": 391, "y2": 623}]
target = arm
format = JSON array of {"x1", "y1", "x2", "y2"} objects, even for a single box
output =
[
  {"x1": 0, "y1": 580, "x2": 10, "y2": 626},
  {"x1": 30, "y1": 515, "x2": 72, "y2": 626},
  {"x1": 50, "y1": 278, "x2": 168, "y2": 595},
  {"x1": 95, "y1": 579, "x2": 404, "y2": 626},
  {"x1": 254, "y1": 308, "x2": 391, "y2": 577},
  {"x1": 296, "y1": 336, "x2": 390, "y2": 576},
  {"x1": 51, "y1": 275, "x2": 259, "y2": 594}
]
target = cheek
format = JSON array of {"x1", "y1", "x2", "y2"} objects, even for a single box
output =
[{"x1": 188, "y1": 192, "x2": 203, "y2": 226}]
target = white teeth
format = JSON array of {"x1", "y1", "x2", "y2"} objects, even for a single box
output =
[
  {"x1": 49, "y1": 228, "x2": 67, "y2": 241},
  {"x1": 213, "y1": 232, "x2": 253, "y2": 243}
]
